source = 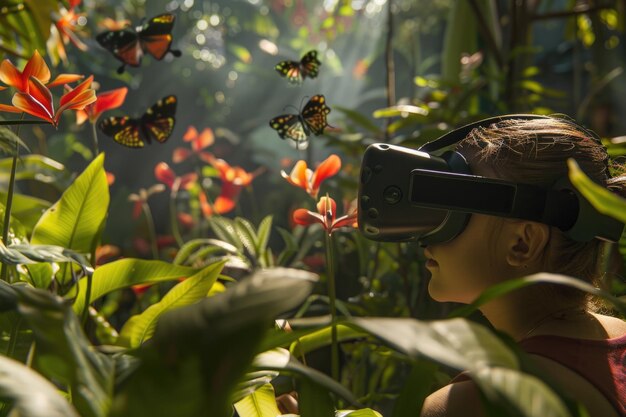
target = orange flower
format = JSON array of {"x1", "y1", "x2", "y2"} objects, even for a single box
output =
[
  {"x1": 0, "y1": 50, "x2": 83, "y2": 92},
  {"x1": 11, "y1": 75, "x2": 96, "y2": 127},
  {"x1": 281, "y1": 154, "x2": 341, "y2": 199},
  {"x1": 154, "y1": 162, "x2": 198, "y2": 190},
  {"x1": 48, "y1": 0, "x2": 88, "y2": 65},
  {"x1": 76, "y1": 86, "x2": 127, "y2": 125},
  {"x1": 199, "y1": 154, "x2": 262, "y2": 216},
  {"x1": 173, "y1": 126, "x2": 214, "y2": 163},
  {"x1": 293, "y1": 196, "x2": 357, "y2": 236}
]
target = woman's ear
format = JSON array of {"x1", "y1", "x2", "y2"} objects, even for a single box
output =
[{"x1": 505, "y1": 221, "x2": 550, "y2": 268}]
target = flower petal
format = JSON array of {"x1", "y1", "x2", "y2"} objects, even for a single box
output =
[
  {"x1": 59, "y1": 75, "x2": 93, "y2": 108},
  {"x1": 0, "y1": 59, "x2": 25, "y2": 91},
  {"x1": 281, "y1": 160, "x2": 309, "y2": 190},
  {"x1": 292, "y1": 208, "x2": 324, "y2": 226},
  {"x1": 92, "y1": 87, "x2": 127, "y2": 119},
  {"x1": 192, "y1": 128, "x2": 214, "y2": 151},
  {"x1": 172, "y1": 147, "x2": 192, "y2": 163},
  {"x1": 183, "y1": 126, "x2": 198, "y2": 141},
  {"x1": 311, "y1": 154, "x2": 341, "y2": 196},
  {"x1": 48, "y1": 73, "x2": 85, "y2": 88},
  {"x1": 12, "y1": 79, "x2": 54, "y2": 124},
  {"x1": 155, "y1": 162, "x2": 176, "y2": 188},
  {"x1": 0, "y1": 103, "x2": 22, "y2": 113},
  {"x1": 316, "y1": 196, "x2": 337, "y2": 221},
  {"x1": 23, "y1": 50, "x2": 51, "y2": 85}
]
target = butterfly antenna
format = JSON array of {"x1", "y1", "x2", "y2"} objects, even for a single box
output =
[
  {"x1": 282, "y1": 104, "x2": 300, "y2": 113},
  {"x1": 299, "y1": 95, "x2": 310, "y2": 111}
]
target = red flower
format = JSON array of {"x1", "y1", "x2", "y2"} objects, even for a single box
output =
[
  {"x1": 173, "y1": 126, "x2": 214, "y2": 163},
  {"x1": 76, "y1": 87, "x2": 127, "y2": 125},
  {"x1": 199, "y1": 154, "x2": 262, "y2": 216},
  {"x1": 10, "y1": 75, "x2": 96, "y2": 127},
  {"x1": 154, "y1": 162, "x2": 197, "y2": 190},
  {"x1": 293, "y1": 196, "x2": 358, "y2": 236},
  {"x1": 281, "y1": 154, "x2": 341, "y2": 199}
]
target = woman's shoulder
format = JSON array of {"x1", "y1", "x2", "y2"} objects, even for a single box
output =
[{"x1": 592, "y1": 313, "x2": 626, "y2": 339}]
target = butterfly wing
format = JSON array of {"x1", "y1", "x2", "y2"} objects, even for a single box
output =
[
  {"x1": 138, "y1": 13, "x2": 176, "y2": 60},
  {"x1": 269, "y1": 114, "x2": 308, "y2": 141},
  {"x1": 301, "y1": 95, "x2": 331, "y2": 135},
  {"x1": 99, "y1": 116, "x2": 145, "y2": 148},
  {"x1": 275, "y1": 60, "x2": 302, "y2": 84},
  {"x1": 299, "y1": 50, "x2": 321, "y2": 79},
  {"x1": 141, "y1": 95, "x2": 177, "y2": 144},
  {"x1": 96, "y1": 28, "x2": 142, "y2": 68}
]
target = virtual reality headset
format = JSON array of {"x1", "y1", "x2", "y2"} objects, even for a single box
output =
[{"x1": 358, "y1": 115, "x2": 624, "y2": 245}]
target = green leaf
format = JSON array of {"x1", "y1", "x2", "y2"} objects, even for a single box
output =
[
  {"x1": 31, "y1": 153, "x2": 109, "y2": 255},
  {"x1": 349, "y1": 317, "x2": 519, "y2": 371},
  {"x1": 253, "y1": 348, "x2": 360, "y2": 407},
  {"x1": 233, "y1": 383, "x2": 281, "y2": 417},
  {"x1": 473, "y1": 367, "x2": 571, "y2": 417},
  {"x1": 0, "y1": 191, "x2": 50, "y2": 233},
  {"x1": 0, "y1": 153, "x2": 69, "y2": 187},
  {"x1": 110, "y1": 268, "x2": 317, "y2": 417},
  {"x1": 334, "y1": 106, "x2": 382, "y2": 134},
  {"x1": 373, "y1": 105, "x2": 429, "y2": 119},
  {"x1": 0, "y1": 355, "x2": 79, "y2": 417},
  {"x1": 72, "y1": 258, "x2": 198, "y2": 315},
  {"x1": 14, "y1": 285, "x2": 113, "y2": 417},
  {"x1": 255, "y1": 215, "x2": 273, "y2": 256},
  {"x1": 0, "y1": 240, "x2": 91, "y2": 269},
  {"x1": 174, "y1": 238, "x2": 239, "y2": 265},
  {"x1": 450, "y1": 273, "x2": 626, "y2": 318},
  {"x1": 235, "y1": 217, "x2": 258, "y2": 258},
  {"x1": 118, "y1": 261, "x2": 225, "y2": 347},
  {"x1": 0, "y1": 126, "x2": 30, "y2": 155},
  {"x1": 568, "y1": 158, "x2": 626, "y2": 223}
]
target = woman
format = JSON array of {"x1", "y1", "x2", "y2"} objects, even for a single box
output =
[{"x1": 420, "y1": 116, "x2": 626, "y2": 417}]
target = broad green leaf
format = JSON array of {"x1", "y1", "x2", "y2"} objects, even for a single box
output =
[
  {"x1": 110, "y1": 268, "x2": 317, "y2": 417},
  {"x1": 118, "y1": 260, "x2": 225, "y2": 347},
  {"x1": 391, "y1": 360, "x2": 439, "y2": 417},
  {"x1": 0, "y1": 355, "x2": 79, "y2": 417},
  {"x1": 568, "y1": 158, "x2": 626, "y2": 223},
  {"x1": 299, "y1": 377, "x2": 335, "y2": 417},
  {"x1": 31, "y1": 153, "x2": 109, "y2": 256},
  {"x1": 232, "y1": 370, "x2": 280, "y2": 403},
  {"x1": 174, "y1": 238, "x2": 239, "y2": 265},
  {"x1": 0, "y1": 153, "x2": 70, "y2": 187},
  {"x1": 25, "y1": 262, "x2": 54, "y2": 289},
  {"x1": 349, "y1": 317, "x2": 519, "y2": 371},
  {"x1": 0, "y1": 191, "x2": 50, "y2": 232},
  {"x1": 14, "y1": 285, "x2": 113, "y2": 417},
  {"x1": 0, "y1": 240, "x2": 90, "y2": 268},
  {"x1": 472, "y1": 367, "x2": 571, "y2": 417},
  {"x1": 72, "y1": 258, "x2": 198, "y2": 315},
  {"x1": 233, "y1": 383, "x2": 281, "y2": 417},
  {"x1": 253, "y1": 348, "x2": 360, "y2": 407},
  {"x1": 289, "y1": 323, "x2": 364, "y2": 357},
  {"x1": 450, "y1": 273, "x2": 626, "y2": 318},
  {"x1": 0, "y1": 126, "x2": 30, "y2": 155},
  {"x1": 255, "y1": 216, "x2": 272, "y2": 253}
]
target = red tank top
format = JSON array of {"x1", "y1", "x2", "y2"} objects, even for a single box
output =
[{"x1": 519, "y1": 333, "x2": 626, "y2": 416}]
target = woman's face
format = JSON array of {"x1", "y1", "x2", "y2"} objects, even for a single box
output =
[{"x1": 424, "y1": 213, "x2": 514, "y2": 304}]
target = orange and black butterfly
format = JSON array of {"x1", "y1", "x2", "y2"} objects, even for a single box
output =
[
  {"x1": 275, "y1": 50, "x2": 321, "y2": 84},
  {"x1": 96, "y1": 13, "x2": 181, "y2": 74},
  {"x1": 269, "y1": 95, "x2": 331, "y2": 142},
  {"x1": 99, "y1": 95, "x2": 177, "y2": 148}
]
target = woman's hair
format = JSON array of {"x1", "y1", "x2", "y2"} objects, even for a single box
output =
[{"x1": 455, "y1": 116, "x2": 625, "y2": 304}]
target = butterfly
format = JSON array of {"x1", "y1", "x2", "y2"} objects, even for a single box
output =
[
  {"x1": 98, "y1": 95, "x2": 177, "y2": 148},
  {"x1": 96, "y1": 13, "x2": 181, "y2": 74},
  {"x1": 275, "y1": 50, "x2": 321, "y2": 84},
  {"x1": 269, "y1": 95, "x2": 331, "y2": 142}
]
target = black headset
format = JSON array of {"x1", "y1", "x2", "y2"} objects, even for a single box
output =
[{"x1": 358, "y1": 115, "x2": 623, "y2": 244}]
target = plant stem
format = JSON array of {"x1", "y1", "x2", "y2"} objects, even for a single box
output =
[
  {"x1": 1, "y1": 118, "x2": 23, "y2": 282},
  {"x1": 324, "y1": 232, "x2": 339, "y2": 382},
  {"x1": 170, "y1": 180, "x2": 184, "y2": 247},
  {"x1": 5, "y1": 315, "x2": 22, "y2": 357},
  {"x1": 142, "y1": 202, "x2": 159, "y2": 260},
  {"x1": 90, "y1": 121, "x2": 99, "y2": 156}
]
